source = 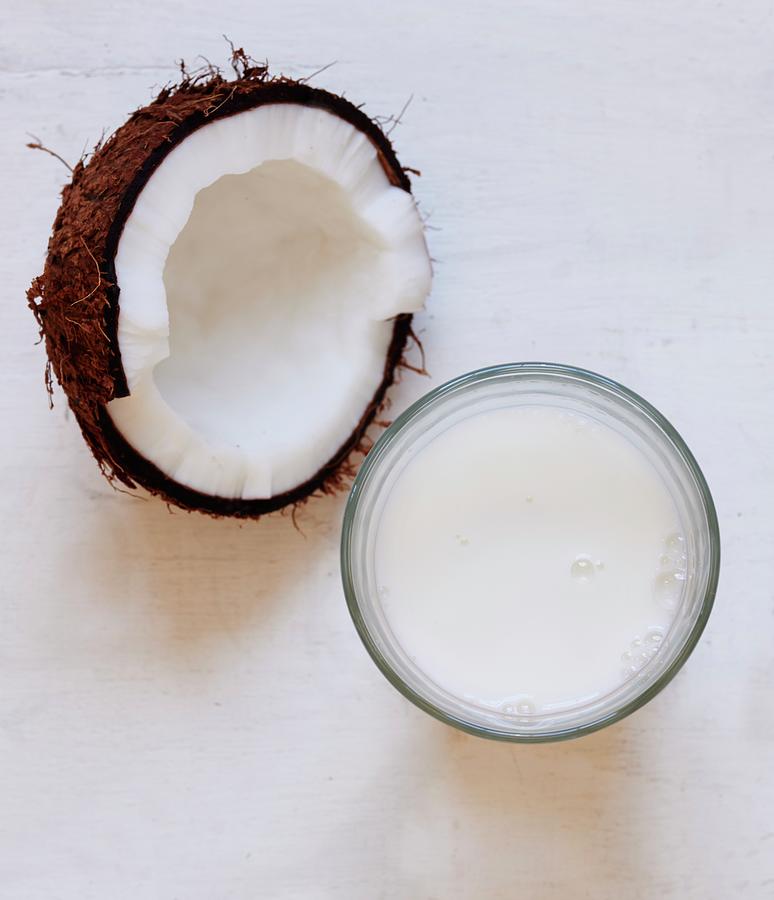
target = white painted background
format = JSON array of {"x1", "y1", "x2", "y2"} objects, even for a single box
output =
[{"x1": 2, "y1": 1, "x2": 773, "y2": 897}]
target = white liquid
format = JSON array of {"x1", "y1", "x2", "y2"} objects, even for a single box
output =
[{"x1": 374, "y1": 406, "x2": 687, "y2": 713}]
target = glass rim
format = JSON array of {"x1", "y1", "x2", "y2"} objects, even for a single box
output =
[{"x1": 341, "y1": 362, "x2": 721, "y2": 743}]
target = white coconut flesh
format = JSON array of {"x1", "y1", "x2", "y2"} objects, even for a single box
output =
[{"x1": 107, "y1": 103, "x2": 431, "y2": 499}]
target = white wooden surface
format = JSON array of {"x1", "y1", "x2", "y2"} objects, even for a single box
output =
[{"x1": 2, "y1": 2, "x2": 773, "y2": 897}]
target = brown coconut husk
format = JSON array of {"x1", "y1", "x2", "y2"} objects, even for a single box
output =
[{"x1": 27, "y1": 50, "x2": 423, "y2": 517}]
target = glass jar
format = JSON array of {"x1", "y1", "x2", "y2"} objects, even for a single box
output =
[{"x1": 341, "y1": 363, "x2": 720, "y2": 742}]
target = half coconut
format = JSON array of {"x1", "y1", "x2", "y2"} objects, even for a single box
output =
[{"x1": 29, "y1": 57, "x2": 432, "y2": 516}]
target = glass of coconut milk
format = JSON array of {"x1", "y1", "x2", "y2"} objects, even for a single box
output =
[{"x1": 341, "y1": 363, "x2": 719, "y2": 741}]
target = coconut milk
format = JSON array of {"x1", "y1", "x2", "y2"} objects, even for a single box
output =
[{"x1": 374, "y1": 405, "x2": 687, "y2": 714}]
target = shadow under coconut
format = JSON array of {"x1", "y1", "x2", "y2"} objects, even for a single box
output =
[{"x1": 80, "y1": 483, "x2": 345, "y2": 663}]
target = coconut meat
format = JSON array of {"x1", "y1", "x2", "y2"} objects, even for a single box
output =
[{"x1": 107, "y1": 103, "x2": 431, "y2": 499}]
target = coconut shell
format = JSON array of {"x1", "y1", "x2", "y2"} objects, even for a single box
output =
[{"x1": 28, "y1": 55, "x2": 422, "y2": 517}]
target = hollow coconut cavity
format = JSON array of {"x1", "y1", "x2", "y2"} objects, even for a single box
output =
[{"x1": 28, "y1": 60, "x2": 432, "y2": 516}]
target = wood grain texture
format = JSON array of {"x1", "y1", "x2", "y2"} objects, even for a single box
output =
[{"x1": 2, "y1": 1, "x2": 773, "y2": 897}]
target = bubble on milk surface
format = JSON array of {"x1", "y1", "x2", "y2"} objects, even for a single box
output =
[
  {"x1": 620, "y1": 627, "x2": 665, "y2": 680},
  {"x1": 571, "y1": 555, "x2": 595, "y2": 582},
  {"x1": 654, "y1": 533, "x2": 688, "y2": 611},
  {"x1": 500, "y1": 697, "x2": 536, "y2": 717},
  {"x1": 655, "y1": 572, "x2": 681, "y2": 610}
]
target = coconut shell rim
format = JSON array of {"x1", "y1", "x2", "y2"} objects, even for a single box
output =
[{"x1": 30, "y1": 67, "x2": 425, "y2": 518}]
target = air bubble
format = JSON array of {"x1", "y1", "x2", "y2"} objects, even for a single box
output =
[
  {"x1": 622, "y1": 633, "x2": 662, "y2": 673},
  {"x1": 655, "y1": 572, "x2": 682, "y2": 610},
  {"x1": 500, "y1": 698, "x2": 536, "y2": 717},
  {"x1": 455, "y1": 534, "x2": 470, "y2": 546},
  {"x1": 660, "y1": 534, "x2": 688, "y2": 572},
  {"x1": 571, "y1": 555, "x2": 595, "y2": 582}
]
